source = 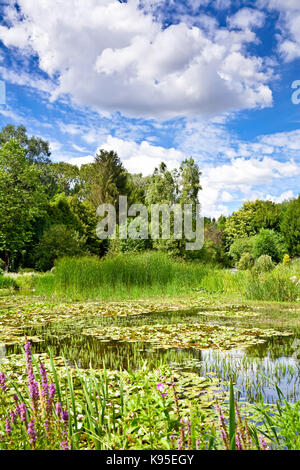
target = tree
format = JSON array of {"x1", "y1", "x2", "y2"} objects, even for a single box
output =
[
  {"x1": 50, "y1": 162, "x2": 82, "y2": 196},
  {"x1": 0, "y1": 140, "x2": 47, "y2": 270},
  {"x1": 179, "y1": 157, "x2": 202, "y2": 206},
  {"x1": 81, "y1": 150, "x2": 128, "y2": 209},
  {"x1": 0, "y1": 125, "x2": 51, "y2": 164},
  {"x1": 252, "y1": 228, "x2": 286, "y2": 263},
  {"x1": 34, "y1": 225, "x2": 86, "y2": 271},
  {"x1": 280, "y1": 196, "x2": 300, "y2": 257}
]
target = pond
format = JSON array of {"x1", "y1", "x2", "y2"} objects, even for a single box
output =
[{"x1": 1, "y1": 306, "x2": 299, "y2": 404}]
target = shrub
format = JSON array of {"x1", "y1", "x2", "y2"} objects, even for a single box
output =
[
  {"x1": 34, "y1": 224, "x2": 87, "y2": 271},
  {"x1": 252, "y1": 229, "x2": 285, "y2": 262},
  {"x1": 237, "y1": 252, "x2": 254, "y2": 271},
  {"x1": 254, "y1": 255, "x2": 275, "y2": 273},
  {"x1": 229, "y1": 237, "x2": 255, "y2": 265}
]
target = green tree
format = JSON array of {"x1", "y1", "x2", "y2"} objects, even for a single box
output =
[
  {"x1": 34, "y1": 224, "x2": 86, "y2": 271},
  {"x1": 0, "y1": 125, "x2": 51, "y2": 164},
  {"x1": 280, "y1": 196, "x2": 300, "y2": 257},
  {"x1": 179, "y1": 157, "x2": 202, "y2": 205},
  {"x1": 252, "y1": 228, "x2": 285, "y2": 263},
  {"x1": 0, "y1": 140, "x2": 47, "y2": 270},
  {"x1": 50, "y1": 162, "x2": 82, "y2": 196},
  {"x1": 81, "y1": 150, "x2": 128, "y2": 209}
]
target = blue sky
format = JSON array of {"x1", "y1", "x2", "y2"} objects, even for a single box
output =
[{"x1": 0, "y1": 0, "x2": 299, "y2": 217}]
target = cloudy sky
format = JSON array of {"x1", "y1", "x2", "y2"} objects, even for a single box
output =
[{"x1": 0, "y1": 0, "x2": 300, "y2": 217}]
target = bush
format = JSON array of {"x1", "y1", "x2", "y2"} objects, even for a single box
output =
[
  {"x1": 254, "y1": 255, "x2": 275, "y2": 273},
  {"x1": 237, "y1": 252, "x2": 254, "y2": 271},
  {"x1": 229, "y1": 237, "x2": 255, "y2": 265},
  {"x1": 34, "y1": 224, "x2": 87, "y2": 271},
  {"x1": 252, "y1": 229, "x2": 285, "y2": 262}
]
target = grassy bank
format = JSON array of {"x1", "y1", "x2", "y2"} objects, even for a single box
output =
[{"x1": 32, "y1": 253, "x2": 300, "y2": 302}]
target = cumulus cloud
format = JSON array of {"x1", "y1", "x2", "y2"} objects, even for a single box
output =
[
  {"x1": 228, "y1": 7, "x2": 265, "y2": 31},
  {"x1": 0, "y1": 0, "x2": 273, "y2": 118},
  {"x1": 260, "y1": 0, "x2": 300, "y2": 61},
  {"x1": 66, "y1": 133, "x2": 299, "y2": 218}
]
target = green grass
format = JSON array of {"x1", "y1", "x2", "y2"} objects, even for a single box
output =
[
  {"x1": 0, "y1": 274, "x2": 19, "y2": 290},
  {"x1": 34, "y1": 253, "x2": 215, "y2": 300},
  {"x1": 32, "y1": 253, "x2": 300, "y2": 302}
]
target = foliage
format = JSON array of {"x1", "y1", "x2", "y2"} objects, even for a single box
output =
[
  {"x1": 237, "y1": 252, "x2": 254, "y2": 271},
  {"x1": 280, "y1": 195, "x2": 300, "y2": 257},
  {"x1": 0, "y1": 125, "x2": 51, "y2": 164},
  {"x1": 229, "y1": 236, "x2": 255, "y2": 265},
  {"x1": 0, "y1": 140, "x2": 47, "y2": 270},
  {"x1": 81, "y1": 149, "x2": 129, "y2": 209},
  {"x1": 254, "y1": 255, "x2": 275, "y2": 273},
  {"x1": 34, "y1": 225, "x2": 87, "y2": 271},
  {"x1": 252, "y1": 229, "x2": 285, "y2": 262}
]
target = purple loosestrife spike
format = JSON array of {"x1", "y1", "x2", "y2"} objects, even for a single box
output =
[
  {"x1": 10, "y1": 410, "x2": 17, "y2": 424},
  {"x1": 5, "y1": 418, "x2": 12, "y2": 435},
  {"x1": 0, "y1": 372, "x2": 7, "y2": 392},
  {"x1": 60, "y1": 441, "x2": 70, "y2": 451},
  {"x1": 18, "y1": 403, "x2": 27, "y2": 422},
  {"x1": 62, "y1": 410, "x2": 69, "y2": 424},
  {"x1": 56, "y1": 402, "x2": 62, "y2": 417},
  {"x1": 177, "y1": 438, "x2": 182, "y2": 450},
  {"x1": 236, "y1": 431, "x2": 243, "y2": 451},
  {"x1": 259, "y1": 435, "x2": 269, "y2": 451},
  {"x1": 27, "y1": 419, "x2": 37, "y2": 445},
  {"x1": 39, "y1": 363, "x2": 49, "y2": 398}
]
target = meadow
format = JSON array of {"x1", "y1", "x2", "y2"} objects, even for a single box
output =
[{"x1": 0, "y1": 253, "x2": 299, "y2": 451}]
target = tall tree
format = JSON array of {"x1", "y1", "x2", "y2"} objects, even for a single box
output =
[
  {"x1": 0, "y1": 140, "x2": 47, "y2": 270},
  {"x1": 179, "y1": 157, "x2": 202, "y2": 206},
  {"x1": 81, "y1": 150, "x2": 128, "y2": 209},
  {"x1": 280, "y1": 196, "x2": 300, "y2": 257},
  {"x1": 0, "y1": 125, "x2": 51, "y2": 164}
]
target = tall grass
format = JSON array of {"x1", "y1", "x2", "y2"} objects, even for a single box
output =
[
  {"x1": 33, "y1": 253, "x2": 300, "y2": 302},
  {"x1": 34, "y1": 253, "x2": 214, "y2": 300}
]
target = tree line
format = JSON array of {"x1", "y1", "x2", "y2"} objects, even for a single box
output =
[{"x1": 0, "y1": 124, "x2": 299, "y2": 272}]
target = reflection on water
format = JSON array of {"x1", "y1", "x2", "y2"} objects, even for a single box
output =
[{"x1": 1, "y1": 308, "x2": 299, "y2": 404}]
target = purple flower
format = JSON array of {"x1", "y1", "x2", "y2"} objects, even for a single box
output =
[
  {"x1": 27, "y1": 419, "x2": 37, "y2": 445},
  {"x1": 10, "y1": 409, "x2": 17, "y2": 424},
  {"x1": 60, "y1": 441, "x2": 70, "y2": 451},
  {"x1": 49, "y1": 383, "x2": 56, "y2": 400},
  {"x1": 5, "y1": 418, "x2": 12, "y2": 435},
  {"x1": 259, "y1": 435, "x2": 269, "y2": 451},
  {"x1": 39, "y1": 362, "x2": 49, "y2": 398},
  {"x1": 156, "y1": 383, "x2": 165, "y2": 393},
  {"x1": 56, "y1": 402, "x2": 62, "y2": 417},
  {"x1": 17, "y1": 403, "x2": 27, "y2": 422},
  {"x1": 0, "y1": 372, "x2": 7, "y2": 392},
  {"x1": 62, "y1": 410, "x2": 69, "y2": 424}
]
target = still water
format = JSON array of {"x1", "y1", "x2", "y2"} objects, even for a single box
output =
[{"x1": 2, "y1": 308, "x2": 300, "y2": 404}]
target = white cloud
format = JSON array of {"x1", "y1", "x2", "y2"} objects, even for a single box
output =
[
  {"x1": 260, "y1": 0, "x2": 300, "y2": 61},
  {"x1": 259, "y1": 129, "x2": 300, "y2": 150},
  {"x1": 0, "y1": 0, "x2": 273, "y2": 118},
  {"x1": 228, "y1": 8, "x2": 265, "y2": 30},
  {"x1": 265, "y1": 190, "x2": 295, "y2": 203},
  {"x1": 99, "y1": 135, "x2": 183, "y2": 174}
]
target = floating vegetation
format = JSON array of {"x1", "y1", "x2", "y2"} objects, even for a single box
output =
[{"x1": 82, "y1": 323, "x2": 292, "y2": 351}]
